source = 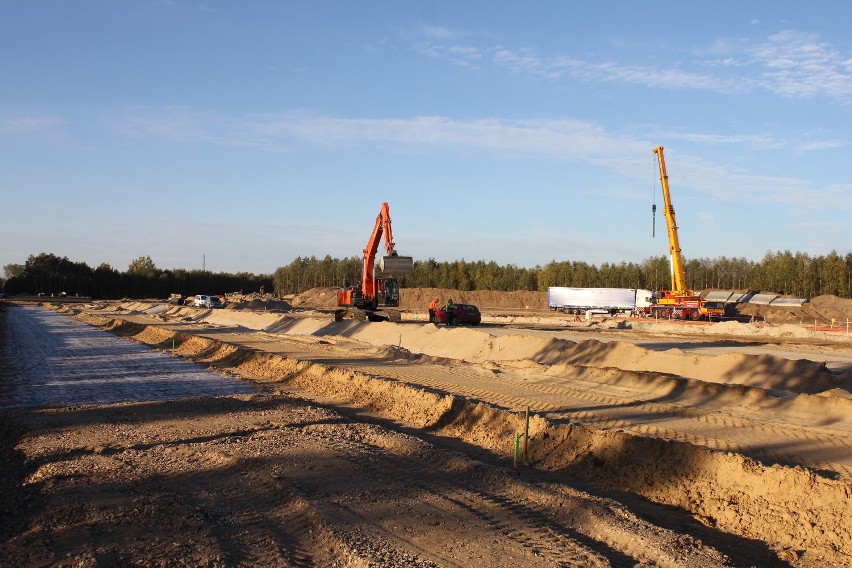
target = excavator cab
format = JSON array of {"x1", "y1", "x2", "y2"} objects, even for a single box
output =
[
  {"x1": 376, "y1": 251, "x2": 412, "y2": 308},
  {"x1": 376, "y1": 278, "x2": 400, "y2": 307}
]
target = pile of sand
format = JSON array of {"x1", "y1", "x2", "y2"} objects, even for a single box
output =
[
  {"x1": 255, "y1": 316, "x2": 850, "y2": 395},
  {"x1": 736, "y1": 294, "x2": 852, "y2": 325},
  {"x1": 399, "y1": 288, "x2": 547, "y2": 311},
  {"x1": 290, "y1": 286, "x2": 547, "y2": 311},
  {"x1": 289, "y1": 287, "x2": 339, "y2": 309},
  {"x1": 224, "y1": 293, "x2": 292, "y2": 312},
  {"x1": 138, "y1": 302, "x2": 851, "y2": 394}
]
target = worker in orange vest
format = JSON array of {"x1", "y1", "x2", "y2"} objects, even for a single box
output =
[{"x1": 428, "y1": 298, "x2": 438, "y2": 323}]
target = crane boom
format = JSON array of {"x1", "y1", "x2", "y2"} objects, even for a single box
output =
[
  {"x1": 636, "y1": 146, "x2": 725, "y2": 321},
  {"x1": 635, "y1": 146, "x2": 724, "y2": 321},
  {"x1": 653, "y1": 146, "x2": 689, "y2": 295}
]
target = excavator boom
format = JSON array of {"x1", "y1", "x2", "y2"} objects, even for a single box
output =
[{"x1": 360, "y1": 202, "x2": 414, "y2": 298}]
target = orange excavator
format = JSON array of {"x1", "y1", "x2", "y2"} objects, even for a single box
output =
[{"x1": 335, "y1": 202, "x2": 414, "y2": 322}]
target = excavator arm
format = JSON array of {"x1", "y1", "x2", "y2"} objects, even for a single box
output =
[{"x1": 361, "y1": 202, "x2": 398, "y2": 300}]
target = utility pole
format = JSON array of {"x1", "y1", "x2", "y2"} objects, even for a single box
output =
[{"x1": 203, "y1": 253, "x2": 206, "y2": 272}]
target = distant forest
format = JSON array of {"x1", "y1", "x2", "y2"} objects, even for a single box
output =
[
  {"x1": 1, "y1": 253, "x2": 272, "y2": 300},
  {"x1": 3, "y1": 250, "x2": 851, "y2": 300}
]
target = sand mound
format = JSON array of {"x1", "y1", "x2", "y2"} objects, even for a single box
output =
[
  {"x1": 290, "y1": 287, "x2": 547, "y2": 311},
  {"x1": 267, "y1": 317, "x2": 849, "y2": 395},
  {"x1": 290, "y1": 287, "x2": 339, "y2": 309},
  {"x1": 225, "y1": 293, "x2": 292, "y2": 311},
  {"x1": 76, "y1": 313, "x2": 852, "y2": 560},
  {"x1": 737, "y1": 294, "x2": 852, "y2": 325},
  {"x1": 398, "y1": 288, "x2": 547, "y2": 311}
]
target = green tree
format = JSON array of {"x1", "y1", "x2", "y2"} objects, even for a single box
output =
[
  {"x1": 3, "y1": 263, "x2": 24, "y2": 280},
  {"x1": 128, "y1": 255, "x2": 157, "y2": 276},
  {"x1": 823, "y1": 250, "x2": 847, "y2": 297}
]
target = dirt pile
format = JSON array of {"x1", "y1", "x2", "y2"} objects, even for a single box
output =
[
  {"x1": 225, "y1": 292, "x2": 292, "y2": 311},
  {"x1": 735, "y1": 294, "x2": 852, "y2": 325},
  {"x1": 399, "y1": 288, "x2": 547, "y2": 311},
  {"x1": 100, "y1": 300, "x2": 852, "y2": 393},
  {"x1": 290, "y1": 287, "x2": 547, "y2": 311},
  {"x1": 288, "y1": 287, "x2": 338, "y2": 309}
]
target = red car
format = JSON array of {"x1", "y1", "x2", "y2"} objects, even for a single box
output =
[{"x1": 434, "y1": 304, "x2": 481, "y2": 326}]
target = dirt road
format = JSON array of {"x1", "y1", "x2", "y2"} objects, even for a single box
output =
[
  {"x1": 1, "y1": 306, "x2": 254, "y2": 409},
  {"x1": 2, "y1": 301, "x2": 851, "y2": 566}
]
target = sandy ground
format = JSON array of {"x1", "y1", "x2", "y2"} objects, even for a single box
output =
[{"x1": 2, "y1": 291, "x2": 852, "y2": 567}]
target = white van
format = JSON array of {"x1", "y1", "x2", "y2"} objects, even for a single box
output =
[{"x1": 194, "y1": 295, "x2": 223, "y2": 309}]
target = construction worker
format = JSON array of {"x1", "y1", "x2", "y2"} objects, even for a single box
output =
[
  {"x1": 428, "y1": 298, "x2": 438, "y2": 323},
  {"x1": 444, "y1": 298, "x2": 455, "y2": 325}
]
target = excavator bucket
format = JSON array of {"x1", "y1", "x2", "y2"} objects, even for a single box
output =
[{"x1": 379, "y1": 255, "x2": 414, "y2": 274}]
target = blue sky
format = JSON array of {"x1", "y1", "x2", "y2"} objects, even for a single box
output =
[{"x1": 2, "y1": 1, "x2": 851, "y2": 275}]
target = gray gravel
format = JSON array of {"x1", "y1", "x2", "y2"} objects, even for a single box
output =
[{"x1": 1, "y1": 306, "x2": 254, "y2": 409}]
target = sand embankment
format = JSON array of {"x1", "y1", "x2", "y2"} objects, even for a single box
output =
[{"x1": 69, "y1": 310, "x2": 852, "y2": 561}]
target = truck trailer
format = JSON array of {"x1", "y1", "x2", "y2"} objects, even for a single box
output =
[{"x1": 548, "y1": 287, "x2": 653, "y2": 316}]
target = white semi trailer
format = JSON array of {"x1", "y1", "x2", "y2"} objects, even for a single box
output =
[{"x1": 548, "y1": 287, "x2": 653, "y2": 316}]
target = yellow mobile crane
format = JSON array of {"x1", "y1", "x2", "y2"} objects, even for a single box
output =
[{"x1": 638, "y1": 146, "x2": 724, "y2": 321}]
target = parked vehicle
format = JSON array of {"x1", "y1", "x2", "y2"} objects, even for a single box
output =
[
  {"x1": 548, "y1": 287, "x2": 652, "y2": 316},
  {"x1": 434, "y1": 304, "x2": 481, "y2": 326},
  {"x1": 193, "y1": 295, "x2": 223, "y2": 309}
]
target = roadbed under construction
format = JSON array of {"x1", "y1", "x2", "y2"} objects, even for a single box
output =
[{"x1": 2, "y1": 300, "x2": 851, "y2": 567}]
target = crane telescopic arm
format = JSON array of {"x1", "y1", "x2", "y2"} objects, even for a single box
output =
[{"x1": 653, "y1": 146, "x2": 689, "y2": 295}]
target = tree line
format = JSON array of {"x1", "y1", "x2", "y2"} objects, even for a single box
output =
[
  {"x1": 273, "y1": 250, "x2": 852, "y2": 299},
  {"x1": 3, "y1": 249, "x2": 851, "y2": 300},
  {"x1": 2, "y1": 253, "x2": 272, "y2": 299}
]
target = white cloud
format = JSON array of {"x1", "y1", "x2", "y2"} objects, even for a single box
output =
[
  {"x1": 419, "y1": 25, "x2": 460, "y2": 41},
  {"x1": 656, "y1": 132, "x2": 786, "y2": 149},
  {"x1": 108, "y1": 107, "x2": 851, "y2": 216},
  {"x1": 414, "y1": 43, "x2": 482, "y2": 68},
  {"x1": 493, "y1": 47, "x2": 751, "y2": 93},
  {"x1": 0, "y1": 115, "x2": 63, "y2": 133},
  {"x1": 746, "y1": 30, "x2": 852, "y2": 101},
  {"x1": 415, "y1": 29, "x2": 852, "y2": 103},
  {"x1": 796, "y1": 139, "x2": 845, "y2": 152},
  {"x1": 493, "y1": 48, "x2": 577, "y2": 78}
]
